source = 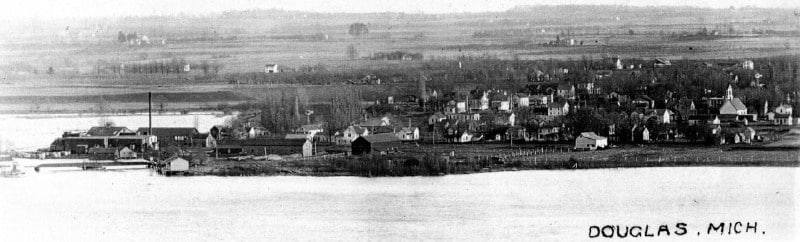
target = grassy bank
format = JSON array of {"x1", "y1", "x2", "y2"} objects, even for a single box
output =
[{"x1": 187, "y1": 146, "x2": 799, "y2": 177}]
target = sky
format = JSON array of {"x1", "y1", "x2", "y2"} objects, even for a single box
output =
[{"x1": 3, "y1": 0, "x2": 798, "y2": 19}]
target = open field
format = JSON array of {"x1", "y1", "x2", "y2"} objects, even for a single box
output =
[{"x1": 2, "y1": 6, "x2": 800, "y2": 115}]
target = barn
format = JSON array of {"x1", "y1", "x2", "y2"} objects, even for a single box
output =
[
  {"x1": 241, "y1": 139, "x2": 312, "y2": 157},
  {"x1": 574, "y1": 132, "x2": 608, "y2": 150},
  {"x1": 351, "y1": 133, "x2": 402, "y2": 155}
]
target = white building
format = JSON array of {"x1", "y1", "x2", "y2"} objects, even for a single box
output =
[
  {"x1": 574, "y1": 132, "x2": 608, "y2": 150},
  {"x1": 264, "y1": 64, "x2": 279, "y2": 73}
]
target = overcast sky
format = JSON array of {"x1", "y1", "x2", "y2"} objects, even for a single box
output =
[{"x1": 3, "y1": 0, "x2": 797, "y2": 19}]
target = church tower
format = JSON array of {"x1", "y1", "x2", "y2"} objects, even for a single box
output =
[{"x1": 725, "y1": 85, "x2": 733, "y2": 100}]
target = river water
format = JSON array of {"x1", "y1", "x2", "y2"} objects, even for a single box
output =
[{"x1": 0, "y1": 166, "x2": 796, "y2": 241}]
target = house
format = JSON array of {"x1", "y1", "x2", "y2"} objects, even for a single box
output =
[
  {"x1": 162, "y1": 156, "x2": 189, "y2": 174},
  {"x1": 342, "y1": 125, "x2": 369, "y2": 142},
  {"x1": 556, "y1": 84, "x2": 575, "y2": 100},
  {"x1": 205, "y1": 134, "x2": 217, "y2": 148},
  {"x1": 645, "y1": 109, "x2": 674, "y2": 124},
  {"x1": 456, "y1": 101, "x2": 468, "y2": 113},
  {"x1": 529, "y1": 94, "x2": 553, "y2": 106},
  {"x1": 137, "y1": 127, "x2": 199, "y2": 147},
  {"x1": 358, "y1": 117, "x2": 391, "y2": 130},
  {"x1": 773, "y1": 114, "x2": 794, "y2": 125},
  {"x1": 395, "y1": 127, "x2": 420, "y2": 141},
  {"x1": 486, "y1": 113, "x2": 515, "y2": 126},
  {"x1": 574, "y1": 132, "x2": 608, "y2": 150},
  {"x1": 86, "y1": 126, "x2": 134, "y2": 136},
  {"x1": 577, "y1": 82, "x2": 600, "y2": 95},
  {"x1": 613, "y1": 57, "x2": 623, "y2": 70},
  {"x1": 547, "y1": 102, "x2": 570, "y2": 117},
  {"x1": 52, "y1": 135, "x2": 157, "y2": 154},
  {"x1": 515, "y1": 94, "x2": 530, "y2": 107},
  {"x1": 209, "y1": 126, "x2": 232, "y2": 140},
  {"x1": 264, "y1": 64, "x2": 279, "y2": 73},
  {"x1": 241, "y1": 139, "x2": 312, "y2": 157},
  {"x1": 116, "y1": 147, "x2": 137, "y2": 159},
  {"x1": 489, "y1": 90, "x2": 511, "y2": 112},
  {"x1": 774, "y1": 104, "x2": 793, "y2": 115},
  {"x1": 445, "y1": 129, "x2": 474, "y2": 143},
  {"x1": 528, "y1": 125, "x2": 562, "y2": 142},
  {"x1": 632, "y1": 125, "x2": 650, "y2": 142},
  {"x1": 296, "y1": 124, "x2": 324, "y2": 136},
  {"x1": 742, "y1": 60, "x2": 754, "y2": 70},
  {"x1": 244, "y1": 127, "x2": 269, "y2": 139},
  {"x1": 351, "y1": 133, "x2": 403, "y2": 155},
  {"x1": 428, "y1": 112, "x2": 447, "y2": 126}
]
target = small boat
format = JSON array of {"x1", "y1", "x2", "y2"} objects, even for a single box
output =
[{"x1": 1, "y1": 162, "x2": 25, "y2": 178}]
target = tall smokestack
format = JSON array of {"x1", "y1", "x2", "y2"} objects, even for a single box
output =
[{"x1": 148, "y1": 92, "x2": 152, "y2": 137}]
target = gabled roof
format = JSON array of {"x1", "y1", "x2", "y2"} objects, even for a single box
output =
[
  {"x1": 730, "y1": 98, "x2": 747, "y2": 111},
  {"x1": 87, "y1": 126, "x2": 132, "y2": 136},
  {"x1": 397, "y1": 127, "x2": 418, "y2": 133},
  {"x1": 299, "y1": 124, "x2": 324, "y2": 131},
  {"x1": 578, "y1": 132, "x2": 607, "y2": 140},
  {"x1": 360, "y1": 133, "x2": 402, "y2": 143},
  {"x1": 136, "y1": 127, "x2": 198, "y2": 137},
  {"x1": 358, "y1": 118, "x2": 388, "y2": 127},
  {"x1": 347, "y1": 125, "x2": 368, "y2": 134}
]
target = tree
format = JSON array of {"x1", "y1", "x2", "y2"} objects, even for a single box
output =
[
  {"x1": 117, "y1": 31, "x2": 126, "y2": 42},
  {"x1": 346, "y1": 44, "x2": 359, "y2": 59},
  {"x1": 348, "y1": 23, "x2": 369, "y2": 37},
  {"x1": 47, "y1": 66, "x2": 54, "y2": 75},
  {"x1": 628, "y1": 29, "x2": 635, "y2": 35}
]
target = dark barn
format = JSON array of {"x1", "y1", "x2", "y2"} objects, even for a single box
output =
[{"x1": 351, "y1": 133, "x2": 402, "y2": 155}]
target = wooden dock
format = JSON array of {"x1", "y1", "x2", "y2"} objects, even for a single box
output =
[{"x1": 34, "y1": 161, "x2": 153, "y2": 172}]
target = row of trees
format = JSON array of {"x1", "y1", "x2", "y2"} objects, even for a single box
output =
[{"x1": 95, "y1": 58, "x2": 223, "y2": 75}]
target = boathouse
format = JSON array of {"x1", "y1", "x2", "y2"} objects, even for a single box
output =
[{"x1": 163, "y1": 156, "x2": 189, "y2": 174}]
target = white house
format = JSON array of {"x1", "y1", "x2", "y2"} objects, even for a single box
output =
[
  {"x1": 342, "y1": 125, "x2": 369, "y2": 142},
  {"x1": 774, "y1": 104, "x2": 793, "y2": 115},
  {"x1": 456, "y1": 101, "x2": 467, "y2": 113},
  {"x1": 646, "y1": 109, "x2": 674, "y2": 124},
  {"x1": 395, "y1": 127, "x2": 420, "y2": 141},
  {"x1": 515, "y1": 94, "x2": 530, "y2": 107},
  {"x1": 574, "y1": 132, "x2": 608, "y2": 150},
  {"x1": 265, "y1": 64, "x2": 279, "y2": 73},
  {"x1": 557, "y1": 85, "x2": 575, "y2": 100},
  {"x1": 547, "y1": 102, "x2": 570, "y2": 117},
  {"x1": 742, "y1": 60, "x2": 754, "y2": 70}
]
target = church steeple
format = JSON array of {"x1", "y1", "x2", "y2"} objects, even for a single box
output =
[{"x1": 725, "y1": 85, "x2": 733, "y2": 100}]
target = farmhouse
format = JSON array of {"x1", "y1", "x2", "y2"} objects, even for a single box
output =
[
  {"x1": 574, "y1": 132, "x2": 608, "y2": 150},
  {"x1": 645, "y1": 109, "x2": 674, "y2": 124},
  {"x1": 351, "y1": 133, "x2": 402, "y2": 155}
]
